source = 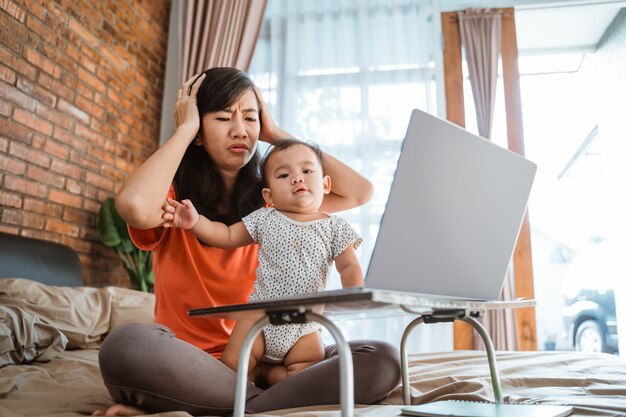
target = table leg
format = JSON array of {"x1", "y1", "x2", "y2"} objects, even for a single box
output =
[
  {"x1": 233, "y1": 316, "x2": 270, "y2": 417},
  {"x1": 400, "y1": 316, "x2": 425, "y2": 405},
  {"x1": 462, "y1": 316, "x2": 503, "y2": 403},
  {"x1": 307, "y1": 312, "x2": 354, "y2": 417},
  {"x1": 232, "y1": 312, "x2": 354, "y2": 417},
  {"x1": 399, "y1": 313, "x2": 503, "y2": 405}
]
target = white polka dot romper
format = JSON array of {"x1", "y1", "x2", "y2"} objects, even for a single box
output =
[{"x1": 242, "y1": 207, "x2": 362, "y2": 363}]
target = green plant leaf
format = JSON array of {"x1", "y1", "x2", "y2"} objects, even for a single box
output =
[
  {"x1": 125, "y1": 267, "x2": 142, "y2": 291},
  {"x1": 146, "y1": 269, "x2": 154, "y2": 287},
  {"x1": 98, "y1": 197, "x2": 154, "y2": 292},
  {"x1": 98, "y1": 198, "x2": 122, "y2": 247}
]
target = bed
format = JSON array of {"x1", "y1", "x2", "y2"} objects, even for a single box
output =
[{"x1": 2, "y1": 231, "x2": 626, "y2": 417}]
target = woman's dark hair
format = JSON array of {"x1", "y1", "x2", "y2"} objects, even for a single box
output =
[
  {"x1": 260, "y1": 139, "x2": 325, "y2": 187},
  {"x1": 173, "y1": 67, "x2": 264, "y2": 225}
]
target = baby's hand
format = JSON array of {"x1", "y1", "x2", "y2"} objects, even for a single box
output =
[{"x1": 161, "y1": 198, "x2": 200, "y2": 230}]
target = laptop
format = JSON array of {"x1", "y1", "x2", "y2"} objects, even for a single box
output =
[
  {"x1": 189, "y1": 109, "x2": 537, "y2": 317},
  {"x1": 365, "y1": 108, "x2": 536, "y2": 301}
]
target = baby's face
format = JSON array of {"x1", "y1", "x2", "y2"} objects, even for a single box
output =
[{"x1": 262, "y1": 144, "x2": 330, "y2": 214}]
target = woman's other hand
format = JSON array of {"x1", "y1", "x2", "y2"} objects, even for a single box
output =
[
  {"x1": 162, "y1": 198, "x2": 200, "y2": 230},
  {"x1": 174, "y1": 73, "x2": 206, "y2": 137},
  {"x1": 254, "y1": 85, "x2": 295, "y2": 145}
]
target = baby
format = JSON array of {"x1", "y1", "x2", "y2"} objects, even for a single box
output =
[{"x1": 162, "y1": 139, "x2": 364, "y2": 385}]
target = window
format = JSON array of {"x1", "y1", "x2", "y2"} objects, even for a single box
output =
[
  {"x1": 463, "y1": 50, "x2": 622, "y2": 354},
  {"x1": 519, "y1": 54, "x2": 621, "y2": 355},
  {"x1": 248, "y1": 0, "x2": 451, "y2": 350}
]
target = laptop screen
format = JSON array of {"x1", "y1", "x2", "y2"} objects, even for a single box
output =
[{"x1": 364, "y1": 109, "x2": 537, "y2": 300}]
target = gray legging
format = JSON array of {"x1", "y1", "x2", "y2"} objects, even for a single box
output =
[{"x1": 99, "y1": 322, "x2": 401, "y2": 415}]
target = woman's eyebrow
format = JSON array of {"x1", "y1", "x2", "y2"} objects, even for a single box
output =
[
  {"x1": 243, "y1": 108, "x2": 258, "y2": 114},
  {"x1": 219, "y1": 108, "x2": 258, "y2": 114}
]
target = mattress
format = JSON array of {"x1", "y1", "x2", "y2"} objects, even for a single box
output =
[{"x1": 2, "y1": 278, "x2": 626, "y2": 417}]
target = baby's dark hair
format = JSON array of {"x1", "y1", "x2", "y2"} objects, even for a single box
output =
[{"x1": 260, "y1": 139, "x2": 325, "y2": 187}]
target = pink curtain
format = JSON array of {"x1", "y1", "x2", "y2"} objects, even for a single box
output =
[
  {"x1": 458, "y1": 8, "x2": 518, "y2": 351},
  {"x1": 458, "y1": 8, "x2": 501, "y2": 139},
  {"x1": 181, "y1": 0, "x2": 267, "y2": 80},
  {"x1": 161, "y1": 0, "x2": 267, "y2": 143}
]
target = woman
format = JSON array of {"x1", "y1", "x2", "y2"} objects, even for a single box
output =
[{"x1": 96, "y1": 67, "x2": 400, "y2": 416}]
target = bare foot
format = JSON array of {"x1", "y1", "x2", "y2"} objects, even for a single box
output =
[{"x1": 91, "y1": 404, "x2": 145, "y2": 416}]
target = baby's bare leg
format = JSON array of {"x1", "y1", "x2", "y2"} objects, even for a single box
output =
[
  {"x1": 221, "y1": 320, "x2": 265, "y2": 381},
  {"x1": 265, "y1": 331, "x2": 325, "y2": 386}
]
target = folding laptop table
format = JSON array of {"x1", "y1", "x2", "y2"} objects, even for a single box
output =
[{"x1": 189, "y1": 288, "x2": 535, "y2": 417}]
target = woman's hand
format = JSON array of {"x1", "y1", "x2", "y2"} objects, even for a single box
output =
[
  {"x1": 254, "y1": 85, "x2": 294, "y2": 145},
  {"x1": 116, "y1": 74, "x2": 205, "y2": 229},
  {"x1": 174, "y1": 73, "x2": 206, "y2": 138}
]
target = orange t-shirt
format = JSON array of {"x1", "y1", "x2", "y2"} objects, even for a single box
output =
[{"x1": 129, "y1": 186, "x2": 258, "y2": 358}]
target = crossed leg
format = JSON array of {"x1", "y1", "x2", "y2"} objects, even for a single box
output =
[{"x1": 96, "y1": 322, "x2": 401, "y2": 415}]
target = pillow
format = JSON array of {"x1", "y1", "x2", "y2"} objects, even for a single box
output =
[
  {"x1": 0, "y1": 278, "x2": 155, "y2": 349},
  {"x1": 0, "y1": 304, "x2": 68, "y2": 368},
  {"x1": 106, "y1": 286, "x2": 155, "y2": 331},
  {"x1": 0, "y1": 278, "x2": 111, "y2": 349}
]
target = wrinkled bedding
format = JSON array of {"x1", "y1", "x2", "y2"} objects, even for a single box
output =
[
  {"x1": 2, "y1": 349, "x2": 626, "y2": 417},
  {"x1": 2, "y1": 278, "x2": 626, "y2": 417}
]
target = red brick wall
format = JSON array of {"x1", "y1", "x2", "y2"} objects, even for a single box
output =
[{"x1": 0, "y1": 0, "x2": 171, "y2": 287}]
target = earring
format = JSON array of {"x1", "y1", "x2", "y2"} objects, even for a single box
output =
[{"x1": 193, "y1": 136, "x2": 202, "y2": 146}]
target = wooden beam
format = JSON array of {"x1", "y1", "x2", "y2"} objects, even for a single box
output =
[
  {"x1": 441, "y1": 12, "x2": 465, "y2": 129},
  {"x1": 500, "y1": 8, "x2": 538, "y2": 351},
  {"x1": 442, "y1": 8, "x2": 537, "y2": 351},
  {"x1": 441, "y1": 11, "x2": 475, "y2": 351}
]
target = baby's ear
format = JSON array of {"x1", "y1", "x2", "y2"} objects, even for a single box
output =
[
  {"x1": 323, "y1": 175, "x2": 331, "y2": 194},
  {"x1": 262, "y1": 188, "x2": 273, "y2": 205}
]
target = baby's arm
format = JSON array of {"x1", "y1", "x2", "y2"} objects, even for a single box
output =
[
  {"x1": 162, "y1": 198, "x2": 199, "y2": 229},
  {"x1": 335, "y1": 245, "x2": 364, "y2": 288},
  {"x1": 162, "y1": 198, "x2": 253, "y2": 248}
]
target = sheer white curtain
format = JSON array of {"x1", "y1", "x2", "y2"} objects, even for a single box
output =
[{"x1": 248, "y1": 0, "x2": 452, "y2": 351}]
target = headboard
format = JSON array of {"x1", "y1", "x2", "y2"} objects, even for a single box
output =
[{"x1": 0, "y1": 232, "x2": 84, "y2": 286}]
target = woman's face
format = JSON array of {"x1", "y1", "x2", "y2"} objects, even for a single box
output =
[{"x1": 198, "y1": 89, "x2": 260, "y2": 175}]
